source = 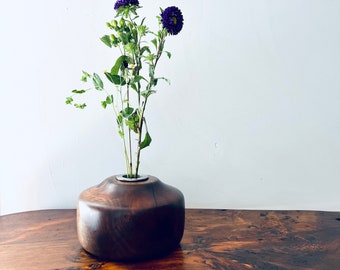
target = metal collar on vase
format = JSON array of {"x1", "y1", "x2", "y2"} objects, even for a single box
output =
[{"x1": 116, "y1": 175, "x2": 149, "y2": 182}]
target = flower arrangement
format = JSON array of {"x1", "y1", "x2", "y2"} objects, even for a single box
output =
[{"x1": 66, "y1": 0, "x2": 184, "y2": 178}]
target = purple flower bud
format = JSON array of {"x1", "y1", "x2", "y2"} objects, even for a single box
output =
[{"x1": 114, "y1": 0, "x2": 139, "y2": 10}]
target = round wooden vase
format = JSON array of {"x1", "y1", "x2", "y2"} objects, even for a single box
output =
[{"x1": 77, "y1": 175, "x2": 185, "y2": 261}]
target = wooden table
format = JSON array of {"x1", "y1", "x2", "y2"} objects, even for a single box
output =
[{"x1": 1, "y1": 209, "x2": 340, "y2": 269}]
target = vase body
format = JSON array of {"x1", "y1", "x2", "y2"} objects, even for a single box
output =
[{"x1": 77, "y1": 175, "x2": 185, "y2": 261}]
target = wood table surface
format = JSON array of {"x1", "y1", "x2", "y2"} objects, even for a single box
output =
[{"x1": 1, "y1": 209, "x2": 340, "y2": 270}]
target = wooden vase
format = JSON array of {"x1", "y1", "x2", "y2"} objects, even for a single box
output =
[{"x1": 77, "y1": 175, "x2": 185, "y2": 261}]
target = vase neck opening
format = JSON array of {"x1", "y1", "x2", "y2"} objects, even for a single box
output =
[{"x1": 116, "y1": 175, "x2": 149, "y2": 182}]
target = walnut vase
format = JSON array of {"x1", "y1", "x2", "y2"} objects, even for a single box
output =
[{"x1": 77, "y1": 175, "x2": 185, "y2": 261}]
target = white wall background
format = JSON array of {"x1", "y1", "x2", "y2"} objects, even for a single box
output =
[{"x1": 1, "y1": 0, "x2": 340, "y2": 215}]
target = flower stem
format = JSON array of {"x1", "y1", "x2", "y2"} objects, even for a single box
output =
[
  {"x1": 133, "y1": 32, "x2": 167, "y2": 177},
  {"x1": 134, "y1": 99, "x2": 148, "y2": 176}
]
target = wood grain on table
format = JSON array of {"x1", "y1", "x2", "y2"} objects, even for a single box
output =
[{"x1": 1, "y1": 209, "x2": 340, "y2": 269}]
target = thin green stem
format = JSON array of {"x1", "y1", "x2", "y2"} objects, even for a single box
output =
[
  {"x1": 126, "y1": 75, "x2": 133, "y2": 177},
  {"x1": 133, "y1": 32, "x2": 167, "y2": 177},
  {"x1": 118, "y1": 84, "x2": 132, "y2": 177},
  {"x1": 134, "y1": 99, "x2": 148, "y2": 176},
  {"x1": 122, "y1": 131, "x2": 131, "y2": 177}
]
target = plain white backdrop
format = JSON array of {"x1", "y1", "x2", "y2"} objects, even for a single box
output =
[{"x1": 1, "y1": 0, "x2": 340, "y2": 215}]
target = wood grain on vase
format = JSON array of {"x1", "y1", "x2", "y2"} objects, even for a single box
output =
[
  {"x1": 77, "y1": 175, "x2": 185, "y2": 261},
  {"x1": 1, "y1": 209, "x2": 340, "y2": 269}
]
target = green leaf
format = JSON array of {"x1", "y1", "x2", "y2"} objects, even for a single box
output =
[
  {"x1": 131, "y1": 75, "x2": 146, "y2": 84},
  {"x1": 74, "y1": 103, "x2": 86, "y2": 109},
  {"x1": 104, "y1": 72, "x2": 126, "y2": 86},
  {"x1": 93, "y1": 73, "x2": 104, "y2": 90},
  {"x1": 101, "y1": 101, "x2": 107, "y2": 109},
  {"x1": 118, "y1": 130, "x2": 124, "y2": 138},
  {"x1": 125, "y1": 119, "x2": 138, "y2": 133},
  {"x1": 71, "y1": 89, "x2": 86, "y2": 94},
  {"x1": 140, "y1": 132, "x2": 152, "y2": 149},
  {"x1": 106, "y1": 95, "x2": 114, "y2": 104},
  {"x1": 104, "y1": 72, "x2": 114, "y2": 83},
  {"x1": 144, "y1": 54, "x2": 155, "y2": 62},
  {"x1": 137, "y1": 25, "x2": 147, "y2": 36},
  {"x1": 65, "y1": 96, "x2": 73, "y2": 104},
  {"x1": 124, "y1": 43, "x2": 137, "y2": 54},
  {"x1": 81, "y1": 71, "x2": 91, "y2": 82},
  {"x1": 121, "y1": 107, "x2": 134, "y2": 118},
  {"x1": 165, "y1": 51, "x2": 171, "y2": 59},
  {"x1": 151, "y1": 38, "x2": 157, "y2": 48},
  {"x1": 140, "y1": 46, "x2": 151, "y2": 56},
  {"x1": 141, "y1": 90, "x2": 156, "y2": 98},
  {"x1": 111, "y1": 55, "x2": 128, "y2": 75},
  {"x1": 125, "y1": 112, "x2": 139, "y2": 133},
  {"x1": 117, "y1": 114, "x2": 123, "y2": 126},
  {"x1": 119, "y1": 32, "x2": 129, "y2": 45},
  {"x1": 130, "y1": 83, "x2": 137, "y2": 91},
  {"x1": 158, "y1": 77, "x2": 171, "y2": 85},
  {"x1": 129, "y1": 76, "x2": 144, "y2": 91},
  {"x1": 100, "y1": 35, "x2": 112, "y2": 48},
  {"x1": 149, "y1": 64, "x2": 155, "y2": 78}
]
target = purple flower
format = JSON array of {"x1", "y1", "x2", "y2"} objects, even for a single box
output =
[
  {"x1": 161, "y1": 6, "x2": 184, "y2": 35},
  {"x1": 114, "y1": 0, "x2": 139, "y2": 10}
]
